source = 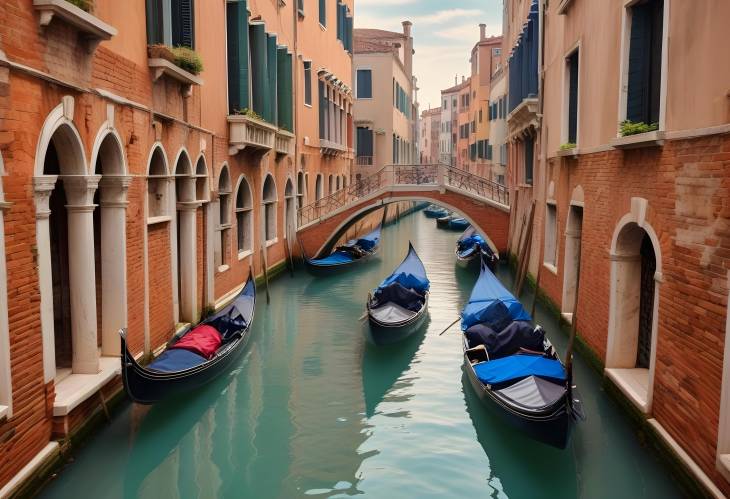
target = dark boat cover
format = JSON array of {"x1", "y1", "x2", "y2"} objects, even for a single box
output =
[
  {"x1": 377, "y1": 244, "x2": 430, "y2": 293},
  {"x1": 308, "y1": 226, "x2": 381, "y2": 266},
  {"x1": 449, "y1": 218, "x2": 470, "y2": 230},
  {"x1": 465, "y1": 321, "x2": 545, "y2": 359},
  {"x1": 495, "y1": 375, "x2": 567, "y2": 410},
  {"x1": 473, "y1": 354, "x2": 566, "y2": 386},
  {"x1": 372, "y1": 281, "x2": 425, "y2": 312},
  {"x1": 461, "y1": 263, "x2": 531, "y2": 330},
  {"x1": 148, "y1": 349, "x2": 207, "y2": 372}
]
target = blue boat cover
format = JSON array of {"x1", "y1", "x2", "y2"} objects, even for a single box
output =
[
  {"x1": 473, "y1": 355, "x2": 566, "y2": 386},
  {"x1": 461, "y1": 263, "x2": 531, "y2": 330},
  {"x1": 378, "y1": 244, "x2": 430, "y2": 293},
  {"x1": 148, "y1": 348, "x2": 207, "y2": 372},
  {"x1": 309, "y1": 250, "x2": 355, "y2": 266},
  {"x1": 309, "y1": 226, "x2": 380, "y2": 265},
  {"x1": 449, "y1": 218, "x2": 470, "y2": 230},
  {"x1": 356, "y1": 225, "x2": 381, "y2": 251}
]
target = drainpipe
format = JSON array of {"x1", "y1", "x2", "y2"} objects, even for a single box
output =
[{"x1": 293, "y1": 0, "x2": 300, "y2": 238}]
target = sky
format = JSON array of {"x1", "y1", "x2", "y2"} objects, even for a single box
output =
[{"x1": 354, "y1": 0, "x2": 504, "y2": 113}]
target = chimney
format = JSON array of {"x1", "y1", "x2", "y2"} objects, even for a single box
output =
[
  {"x1": 462, "y1": 75, "x2": 465, "y2": 83},
  {"x1": 454, "y1": 75, "x2": 458, "y2": 85},
  {"x1": 402, "y1": 20, "x2": 412, "y2": 38},
  {"x1": 479, "y1": 23, "x2": 486, "y2": 41},
  {"x1": 402, "y1": 20, "x2": 413, "y2": 86}
]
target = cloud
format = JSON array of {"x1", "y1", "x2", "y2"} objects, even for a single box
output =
[
  {"x1": 356, "y1": 0, "x2": 417, "y2": 5},
  {"x1": 410, "y1": 9, "x2": 483, "y2": 25},
  {"x1": 434, "y1": 22, "x2": 501, "y2": 41}
]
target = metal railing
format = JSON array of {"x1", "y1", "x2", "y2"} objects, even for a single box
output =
[
  {"x1": 355, "y1": 156, "x2": 374, "y2": 166},
  {"x1": 297, "y1": 163, "x2": 509, "y2": 227}
]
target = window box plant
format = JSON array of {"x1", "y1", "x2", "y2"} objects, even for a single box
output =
[
  {"x1": 148, "y1": 44, "x2": 203, "y2": 95},
  {"x1": 610, "y1": 120, "x2": 664, "y2": 149}
]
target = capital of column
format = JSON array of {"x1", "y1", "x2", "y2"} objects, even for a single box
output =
[
  {"x1": 99, "y1": 175, "x2": 133, "y2": 205},
  {"x1": 177, "y1": 200, "x2": 204, "y2": 212},
  {"x1": 65, "y1": 204, "x2": 97, "y2": 214},
  {"x1": 62, "y1": 175, "x2": 101, "y2": 206},
  {"x1": 33, "y1": 175, "x2": 58, "y2": 219}
]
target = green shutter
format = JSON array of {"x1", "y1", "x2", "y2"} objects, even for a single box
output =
[
  {"x1": 249, "y1": 23, "x2": 268, "y2": 118},
  {"x1": 277, "y1": 47, "x2": 293, "y2": 131},
  {"x1": 267, "y1": 34, "x2": 278, "y2": 125},
  {"x1": 226, "y1": 1, "x2": 249, "y2": 113}
]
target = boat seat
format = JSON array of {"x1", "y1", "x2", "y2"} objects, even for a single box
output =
[
  {"x1": 148, "y1": 348, "x2": 207, "y2": 372},
  {"x1": 369, "y1": 302, "x2": 417, "y2": 323},
  {"x1": 494, "y1": 375, "x2": 567, "y2": 411},
  {"x1": 473, "y1": 354, "x2": 566, "y2": 387}
]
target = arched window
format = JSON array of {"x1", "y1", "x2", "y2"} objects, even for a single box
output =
[
  {"x1": 328, "y1": 174, "x2": 333, "y2": 194},
  {"x1": 195, "y1": 156, "x2": 209, "y2": 202},
  {"x1": 262, "y1": 174, "x2": 277, "y2": 242},
  {"x1": 336, "y1": 176, "x2": 341, "y2": 190},
  {"x1": 216, "y1": 166, "x2": 232, "y2": 269},
  {"x1": 284, "y1": 178, "x2": 295, "y2": 236},
  {"x1": 297, "y1": 171, "x2": 305, "y2": 210},
  {"x1": 235, "y1": 177, "x2": 253, "y2": 254},
  {"x1": 147, "y1": 146, "x2": 168, "y2": 219},
  {"x1": 315, "y1": 174, "x2": 323, "y2": 201}
]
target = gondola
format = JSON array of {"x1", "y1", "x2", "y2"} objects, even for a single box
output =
[
  {"x1": 460, "y1": 260, "x2": 583, "y2": 448},
  {"x1": 366, "y1": 242, "x2": 430, "y2": 345},
  {"x1": 423, "y1": 204, "x2": 449, "y2": 218},
  {"x1": 436, "y1": 214, "x2": 454, "y2": 228},
  {"x1": 303, "y1": 224, "x2": 381, "y2": 276},
  {"x1": 455, "y1": 226, "x2": 499, "y2": 271},
  {"x1": 121, "y1": 273, "x2": 256, "y2": 404},
  {"x1": 447, "y1": 217, "x2": 470, "y2": 231}
]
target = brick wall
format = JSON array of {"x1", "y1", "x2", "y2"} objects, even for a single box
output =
[
  {"x1": 147, "y1": 223, "x2": 174, "y2": 349},
  {"x1": 529, "y1": 134, "x2": 730, "y2": 495}
]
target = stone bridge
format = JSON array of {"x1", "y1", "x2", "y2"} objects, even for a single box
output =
[{"x1": 296, "y1": 164, "x2": 511, "y2": 258}]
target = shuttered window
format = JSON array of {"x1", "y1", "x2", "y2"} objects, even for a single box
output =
[
  {"x1": 226, "y1": 0, "x2": 249, "y2": 113},
  {"x1": 319, "y1": 80, "x2": 327, "y2": 139},
  {"x1": 298, "y1": 0, "x2": 304, "y2": 16},
  {"x1": 171, "y1": 0, "x2": 195, "y2": 48},
  {"x1": 249, "y1": 22, "x2": 268, "y2": 119},
  {"x1": 145, "y1": 0, "x2": 164, "y2": 44},
  {"x1": 266, "y1": 34, "x2": 278, "y2": 124},
  {"x1": 567, "y1": 49, "x2": 579, "y2": 143},
  {"x1": 626, "y1": 0, "x2": 663, "y2": 125},
  {"x1": 524, "y1": 136, "x2": 534, "y2": 185},
  {"x1": 277, "y1": 48, "x2": 293, "y2": 132},
  {"x1": 356, "y1": 70, "x2": 372, "y2": 98},
  {"x1": 304, "y1": 61, "x2": 312, "y2": 106},
  {"x1": 356, "y1": 127, "x2": 373, "y2": 157},
  {"x1": 319, "y1": 0, "x2": 326, "y2": 27}
]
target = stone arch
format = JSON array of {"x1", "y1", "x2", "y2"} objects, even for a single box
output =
[
  {"x1": 315, "y1": 174, "x2": 323, "y2": 200},
  {"x1": 606, "y1": 198, "x2": 662, "y2": 413},
  {"x1": 561, "y1": 186, "x2": 585, "y2": 319},
  {"x1": 33, "y1": 99, "x2": 100, "y2": 381},
  {"x1": 570, "y1": 185, "x2": 584, "y2": 206},
  {"x1": 173, "y1": 148, "x2": 199, "y2": 323},
  {"x1": 91, "y1": 125, "x2": 130, "y2": 357},
  {"x1": 284, "y1": 177, "x2": 295, "y2": 236},
  {"x1": 296, "y1": 171, "x2": 305, "y2": 210},
  {"x1": 195, "y1": 154, "x2": 210, "y2": 202},
  {"x1": 234, "y1": 175, "x2": 253, "y2": 254},
  {"x1": 262, "y1": 173, "x2": 277, "y2": 242}
]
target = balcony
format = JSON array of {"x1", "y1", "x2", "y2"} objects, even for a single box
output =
[
  {"x1": 228, "y1": 115, "x2": 277, "y2": 155},
  {"x1": 275, "y1": 129, "x2": 295, "y2": 156},
  {"x1": 610, "y1": 131, "x2": 665, "y2": 150},
  {"x1": 33, "y1": 0, "x2": 117, "y2": 53},
  {"x1": 507, "y1": 97, "x2": 539, "y2": 138},
  {"x1": 320, "y1": 138, "x2": 347, "y2": 156},
  {"x1": 148, "y1": 58, "x2": 202, "y2": 97},
  {"x1": 356, "y1": 156, "x2": 374, "y2": 166}
]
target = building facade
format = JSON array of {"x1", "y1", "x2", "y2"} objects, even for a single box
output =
[
  {"x1": 352, "y1": 22, "x2": 416, "y2": 182},
  {"x1": 419, "y1": 107, "x2": 440, "y2": 164},
  {"x1": 439, "y1": 85, "x2": 459, "y2": 166},
  {"x1": 0, "y1": 0, "x2": 352, "y2": 494},
  {"x1": 488, "y1": 67, "x2": 507, "y2": 185},
  {"x1": 504, "y1": 0, "x2": 730, "y2": 495}
]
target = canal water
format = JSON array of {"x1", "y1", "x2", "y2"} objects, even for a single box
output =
[{"x1": 39, "y1": 210, "x2": 685, "y2": 499}]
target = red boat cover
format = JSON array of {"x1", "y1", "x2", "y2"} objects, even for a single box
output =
[{"x1": 170, "y1": 324, "x2": 222, "y2": 359}]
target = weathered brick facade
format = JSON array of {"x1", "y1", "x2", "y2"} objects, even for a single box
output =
[{"x1": 0, "y1": 0, "x2": 353, "y2": 493}]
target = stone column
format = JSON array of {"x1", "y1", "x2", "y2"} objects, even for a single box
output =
[
  {"x1": 33, "y1": 176, "x2": 58, "y2": 382},
  {"x1": 99, "y1": 175, "x2": 132, "y2": 356},
  {"x1": 177, "y1": 200, "x2": 201, "y2": 324},
  {"x1": 63, "y1": 175, "x2": 101, "y2": 374},
  {"x1": 0, "y1": 197, "x2": 13, "y2": 413}
]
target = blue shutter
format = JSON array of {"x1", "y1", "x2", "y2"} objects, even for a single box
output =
[
  {"x1": 626, "y1": 0, "x2": 663, "y2": 124},
  {"x1": 319, "y1": 0, "x2": 326, "y2": 26},
  {"x1": 357, "y1": 70, "x2": 371, "y2": 98},
  {"x1": 172, "y1": 0, "x2": 195, "y2": 48},
  {"x1": 267, "y1": 34, "x2": 278, "y2": 124},
  {"x1": 319, "y1": 80, "x2": 326, "y2": 138},
  {"x1": 145, "y1": 0, "x2": 164, "y2": 44},
  {"x1": 249, "y1": 23, "x2": 268, "y2": 118},
  {"x1": 277, "y1": 47, "x2": 293, "y2": 131},
  {"x1": 568, "y1": 50, "x2": 579, "y2": 143}
]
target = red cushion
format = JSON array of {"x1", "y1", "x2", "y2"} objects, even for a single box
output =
[{"x1": 170, "y1": 324, "x2": 222, "y2": 359}]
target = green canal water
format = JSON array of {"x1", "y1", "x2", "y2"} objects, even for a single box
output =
[{"x1": 39, "y1": 211, "x2": 685, "y2": 499}]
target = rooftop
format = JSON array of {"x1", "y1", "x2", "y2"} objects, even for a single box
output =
[{"x1": 354, "y1": 28, "x2": 407, "y2": 54}]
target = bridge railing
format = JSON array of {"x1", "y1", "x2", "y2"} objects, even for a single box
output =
[{"x1": 297, "y1": 163, "x2": 509, "y2": 227}]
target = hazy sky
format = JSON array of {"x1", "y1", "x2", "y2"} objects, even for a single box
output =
[{"x1": 354, "y1": 0, "x2": 504, "y2": 113}]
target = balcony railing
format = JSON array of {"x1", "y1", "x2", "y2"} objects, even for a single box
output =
[
  {"x1": 355, "y1": 156, "x2": 373, "y2": 166},
  {"x1": 275, "y1": 129, "x2": 295, "y2": 156},
  {"x1": 320, "y1": 138, "x2": 347, "y2": 156},
  {"x1": 297, "y1": 163, "x2": 509, "y2": 227},
  {"x1": 228, "y1": 115, "x2": 277, "y2": 155}
]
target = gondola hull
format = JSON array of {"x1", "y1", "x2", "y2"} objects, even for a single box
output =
[
  {"x1": 367, "y1": 295, "x2": 429, "y2": 345},
  {"x1": 436, "y1": 215, "x2": 454, "y2": 228},
  {"x1": 304, "y1": 246, "x2": 379, "y2": 276},
  {"x1": 424, "y1": 207, "x2": 448, "y2": 218},
  {"x1": 455, "y1": 248, "x2": 498, "y2": 272},
  {"x1": 121, "y1": 277, "x2": 256, "y2": 405},
  {"x1": 462, "y1": 346, "x2": 572, "y2": 449}
]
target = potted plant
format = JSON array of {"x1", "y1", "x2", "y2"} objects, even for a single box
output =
[
  {"x1": 148, "y1": 44, "x2": 204, "y2": 75},
  {"x1": 65, "y1": 0, "x2": 93, "y2": 12},
  {"x1": 619, "y1": 120, "x2": 658, "y2": 137},
  {"x1": 560, "y1": 142, "x2": 576, "y2": 150}
]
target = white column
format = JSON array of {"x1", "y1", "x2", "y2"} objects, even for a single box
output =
[
  {"x1": 177, "y1": 201, "x2": 201, "y2": 323},
  {"x1": 168, "y1": 178, "x2": 179, "y2": 324},
  {"x1": 205, "y1": 202, "x2": 214, "y2": 306},
  {"x1": 33, "y1": 176, "x2": 58, "y2": 383},
  {"x1": 99, "y1": 175, "x2": 131, "y2": 356},
  {"x1": 0, "y1": 199, "x2": 13, "y2": 415},
  {"x1": 63, "y1": 175, "x2": 101, "y2": 375}
]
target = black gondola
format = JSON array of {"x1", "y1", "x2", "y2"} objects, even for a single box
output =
[
  {"x1": 303, "y1": 224, "x2": 381, "y2": 276},
  {"x1": 455, "y1": 225, "x2": 499, "y2": 271},
  {"x1": 460, "y1": 260, "x2": 583, "y2": 448},
  {"x1": 366, "y1": 243, "x2": 430, "y2": 345},
  {"x1": 121, "y1": 273, "x2": 256, "y2": 404}
]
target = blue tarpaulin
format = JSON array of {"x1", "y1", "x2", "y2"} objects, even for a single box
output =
[
  {"x1": 474, "y1": 354, "x2": 566, "y2": 386},
  {"x1": 148, "y1": 348, "x2": 207, "y2": 372},
  {"x1": 309, "y1": 250, "x2": 355, "y2": 266},
  {"x1": 309, "y1": 226, "x2": 381, "y2": 266},
  {"x1": 461, "y1": 263, "x2": 531, "y2": 330},
  {"x1": 378, "y1": 243, "x2": 430, "y2": 293}
]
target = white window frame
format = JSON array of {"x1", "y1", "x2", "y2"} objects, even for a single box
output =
[
  {"x1": 616, "y1": 0, "x2": 670, "y2": 134},
  {"x1": 0, "y1": 158, "x2": 11, "y2": 420},
  {"x1": 544, "y1": 199, "x2": 558, "y2": 271},
  {"x1": 355, "y1": 68, "x2": 373, "y2": 100},
  {"x1": 262, "y1": 174, "x2": 278, "y2": 243},
  {"x1": 234, "y1": 175, "x2": 253, "y2": 259},
  {"x1": 303, "y1": 59, "x2": 313, "y2": 107}
]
